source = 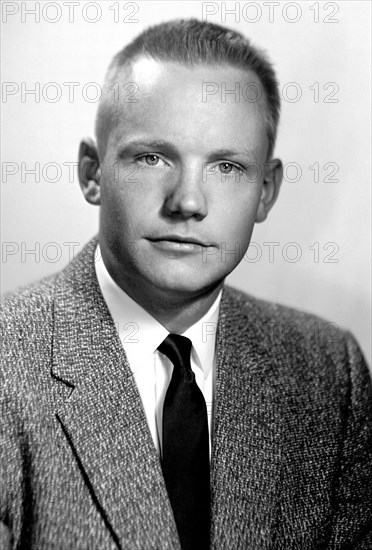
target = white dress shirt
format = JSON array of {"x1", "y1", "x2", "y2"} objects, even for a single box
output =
[{"x1": 94, "y1": 244, "x2": 222, "y2": 457}]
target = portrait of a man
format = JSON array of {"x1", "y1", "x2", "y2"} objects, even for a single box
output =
[{"x1": 1, "y1": 5, "x2": 371, "y2": 550}]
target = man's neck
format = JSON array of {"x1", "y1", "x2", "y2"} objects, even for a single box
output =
[
  {"x1": 131, "y1": 284, "x2": 223, "y2": 334},
  {"x1": 100, "y1": 250, "x2": 224, "y2": 334}
]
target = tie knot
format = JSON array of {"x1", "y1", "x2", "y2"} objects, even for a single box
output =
[{"x1": 158, "y1": 333, "x2": 192, "y2": 370}]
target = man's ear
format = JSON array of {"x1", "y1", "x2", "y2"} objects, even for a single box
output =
[
  {"x1": 255, "y1": 158, "x2": 283, "y2": 223},
  {"x1": 78, "y1": 138, "x2": 101, "y2": 205}
]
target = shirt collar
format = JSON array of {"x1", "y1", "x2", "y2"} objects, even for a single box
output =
[
  {"x1": 95, "y1": 243, "x2": 221, "y2": 379},
  {"x1": 182, "y1": 292, "x2": 221, "y2": 379}
]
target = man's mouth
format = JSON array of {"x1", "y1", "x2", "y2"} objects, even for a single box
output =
[{"x1": 148, "y1": 235, "x2": 217, "y2": 253}]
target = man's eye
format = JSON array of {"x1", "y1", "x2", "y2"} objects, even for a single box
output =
[
  {"x1": 206, "y1": 162, "x2": 241, "y2": 175},
  {"x1": 138, "y1": 154, "x2": 162, "y2": 166},
  {"x1": 218, "y1": 162, "x2": 235, "y2": 174}
]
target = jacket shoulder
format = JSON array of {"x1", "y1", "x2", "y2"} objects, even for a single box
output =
[
  {"x1": 222, "y1": 285, "x2": 371, "y2": 409},
  {"x1": 224, "y1": 284, "x2": 339, "y2": 328},
  {"x1": 1, "y1": 274, "x2": 58, "y2": 380},
  {"x1": 1, "y1": 273, "x2": 57, "y2": 329},
  {"x1": 222, "y1": 284, "x2": 356, "y2": 358}
]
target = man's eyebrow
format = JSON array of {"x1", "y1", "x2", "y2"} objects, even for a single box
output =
[
  {"x1": 117, "y1": 139, "x2": 177, "y2": 155},
  {"x1": 209, "y1": 148, "x2": 258, "y2": 160},
  {"x1": 117, "y1": 140, "x2": 258, "y2": 160}
]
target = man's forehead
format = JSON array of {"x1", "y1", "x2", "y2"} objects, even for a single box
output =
[
  {"x1": 111, "y1": 56, "x2": 265, "y2": 97},
  {"x1": 98, "y1": 56, "x2": 269, "y2": 160},
  {"x1": 106, "y1": 56, "x2": 268, "y2": 132}
]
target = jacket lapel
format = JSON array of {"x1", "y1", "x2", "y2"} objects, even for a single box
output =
[
  {"x1": 51, "y1": 238, "x2": 180, "y2": 550},
  {"x1": 211, "y1": 289, "x2": 283, "y2": 549}
]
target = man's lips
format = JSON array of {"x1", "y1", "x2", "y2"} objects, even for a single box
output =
[{"x1": 148, "y1": 235, "x2": 216, "y2": 248}]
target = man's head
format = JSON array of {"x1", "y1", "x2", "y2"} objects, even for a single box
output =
[
  {"x1": 96, "y1": 19, "x2": 281, "y2": 161},
  {"x1": 78, "y1": 19, "x2": 283, "y2": 305}
]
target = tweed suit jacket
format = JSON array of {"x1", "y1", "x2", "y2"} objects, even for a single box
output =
[{"x1": 1, "y1": 237, "x2": 372, "y2": 550}]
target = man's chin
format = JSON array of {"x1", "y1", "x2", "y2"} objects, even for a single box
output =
[{"x1": 144, "y1": 269, "x2": 224, "y2": 299}]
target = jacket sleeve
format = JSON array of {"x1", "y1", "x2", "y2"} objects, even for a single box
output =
[
  {"x1": 329, "y1": 332, "x2": 372, "y2": 549},
  {"x1": 0, "y1": 522, "x2": 11, "y2": 550},
  {"x1": 0, "y1": 385, "x2": 25, "y2": 550}
]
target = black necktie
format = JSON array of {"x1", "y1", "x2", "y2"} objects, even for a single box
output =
[{"x1": 158, "y1": 334, "x2": 210, "y2": 550}]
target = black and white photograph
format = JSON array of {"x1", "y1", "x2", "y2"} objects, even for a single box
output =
[{"x1": 1, "y1": 1, "x2": 371, "y2": 549}]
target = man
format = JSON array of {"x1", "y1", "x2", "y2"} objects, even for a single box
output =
[{"x1": 1, "y1": 18, "x2": 371, "y2": 550}]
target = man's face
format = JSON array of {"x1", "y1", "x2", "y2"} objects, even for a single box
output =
[{"x1": 90, "y1": 58, "x2": 281, "y2": 299}]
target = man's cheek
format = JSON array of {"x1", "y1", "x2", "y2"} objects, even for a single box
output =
[{"x1": 127, "y1": 242, "x2": 141, "y2": 263}]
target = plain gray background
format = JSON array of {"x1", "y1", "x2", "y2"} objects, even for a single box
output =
[{"x1": 1, "y1": 0, "x2": 371, "y2": 365}]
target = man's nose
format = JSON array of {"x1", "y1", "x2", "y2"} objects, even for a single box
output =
[{"x1": 163, "y1": 165, "x2": 208, "y2": 220}]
